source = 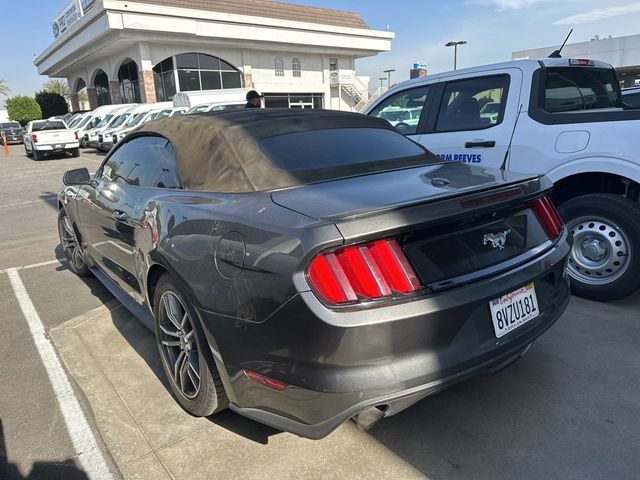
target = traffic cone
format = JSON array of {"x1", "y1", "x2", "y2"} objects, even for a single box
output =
[{"x1": 2, "y1": 135, "x2": 8, "y2": 157}]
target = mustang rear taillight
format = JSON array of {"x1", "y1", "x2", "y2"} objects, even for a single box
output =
[
  {"x1": 307, "y1": 239, "x2": 421, "y2": 305},
  {"x1": 532, "y1": 196, "x2": 564, "y2": 239}
]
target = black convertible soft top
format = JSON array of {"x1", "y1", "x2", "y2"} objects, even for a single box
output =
[{"x1": 135, "y1": 109, "x2": 438, "y2": 193}]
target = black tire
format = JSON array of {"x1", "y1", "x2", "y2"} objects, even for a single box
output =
[
  {"x1": 558, "y1": 193, "x2": 640, "y2": 301},
  {"x1": 25, "y1": 145, "x2": 32, "y2": 158},
  {"x1": 32, "y1": 148, "x2": 40, "y2": 161},
  {"x1": 57, "y1": 209, "x2": 91, "y2": 277},
  {"x1": 71, "y1": 148, "x2": 80, "y2": 157},
  {"x1": 153, "y1": 274, "x2": 228, "y2": 417}
]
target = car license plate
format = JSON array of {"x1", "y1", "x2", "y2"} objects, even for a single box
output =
[
  {"x1": 489, "y1": 283, "x2": 539, "y2": 338},
  {"x1": 54, "y1": 144, "x2": 64, "y2": 149}
]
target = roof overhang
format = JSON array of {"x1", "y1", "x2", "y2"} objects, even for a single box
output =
[{"x1": 35, "y1": 0, "x2": 394, "y2": 78}]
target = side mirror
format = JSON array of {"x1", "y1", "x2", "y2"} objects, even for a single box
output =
[{"x1": 63, "y1": 168, "x2": 91, "y2": 186}]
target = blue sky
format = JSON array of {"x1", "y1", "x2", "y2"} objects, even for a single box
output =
[{"x1": 1, "y1": 0, "x2": 640, "y2": 108}]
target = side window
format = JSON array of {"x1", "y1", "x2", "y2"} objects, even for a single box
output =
[
  {"x1": 100, "y1": 136, "x2": 181, "y2": 189},
  {"x1": 369, "y1": 86, "x2": 430, "y2": 135},
  {"x1": 543, "y1": 67, "x2": 620, "y2": 112},
  {"x1": 435, "y1": 75, "x2": 510, "y2": 132},
  {"x1": 623, "y1": 91, "x2": 640, "y2": 109}
]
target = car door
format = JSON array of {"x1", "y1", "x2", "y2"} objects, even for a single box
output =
[
  {"x1": 368, "y1": 84, "x2": 433, "y2": 144},
  {"x1": 419, "y1": 69, "x2": 523, "y2": 169},
  {"x1": 76, "y1": 136, "x2": 167, "y2": 295}
]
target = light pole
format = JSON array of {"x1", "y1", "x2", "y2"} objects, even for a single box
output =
[
  {"x1": 378, "y1": 77, "x2": 386, "y2": 89},
  {"x1": 383, "y1": 69, "x2": 395, "y2": 89},
  {"x1": 445, "y1": 41, "x2": 467, "y2": 70}
]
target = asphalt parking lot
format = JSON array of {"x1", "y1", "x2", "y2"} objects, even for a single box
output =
[{"x1": 1, "y1": 143, "x2": 640, "y2": 480}]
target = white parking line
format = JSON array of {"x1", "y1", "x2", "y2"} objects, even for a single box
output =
[
  {"x1": 0, "y1": 258, "x2": 66, "y2": 275},
  {"x1": 7, "y1": 268, "x2": 113, "y2": 480}
]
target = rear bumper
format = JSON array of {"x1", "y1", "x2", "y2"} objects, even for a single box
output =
[
  {"x1": 199, "y1": 234, "x2": 571, "y2": 439},
  {"x1": 34, "y1": 142, "x2": 79, "y2": 151}
]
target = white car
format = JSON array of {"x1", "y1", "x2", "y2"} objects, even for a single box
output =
[
  {"x1": 111, "y1": 108, "x2": 165, "y2": 147},
  {"x1": 153, "y1": 107, "x2": 188, "y2": 119},
  {"x1": 366, "y1": 57, "x2": 640, "y2": 301},
  {"x1": 75, "y1": 105, "x2": 128, "y2": 148},
  {"x1": 186, "y1": 102, "x2": 245, "y2": 114},
  {"x1": 84, "y1": 104, "x2": 137, "y2": 149},
  {"x1": 23, "y1": 119, "x2": 79, "y2": 160}
]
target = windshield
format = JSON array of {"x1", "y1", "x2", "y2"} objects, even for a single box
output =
[
  {"x1": 67, "y1": 116, "x2": 82, "y2": 128},
  {"x1": 0, "y1": 122, "x2": 21, "y2": 129},
  {"x1": 188, "y1": 105, "x2": 209, "y2": 114},
  {"x1": 31, "y1": 120, "x2": 67, "y2": 131},
  {"x1": 75, "y1": 115, "x2": 92, "y2": 128},
  {"x1": 142, "y1": 112, "x2": 161, "y2": 123},
  {"x1": 95, "y1": 114, "x2": 114, "y2": 129},
  {"x1": 86, "y1": 116, "x2": 103, "y2": 129},
  {"x1": 110, "y1": 113, "x2": 130, "y2": 128},
  {"x1": 123, "y1": 112, "x2": 145, "y2": 128},
  {"x1": 155, "y1": 109, "x2": 172, "y2": 119}
]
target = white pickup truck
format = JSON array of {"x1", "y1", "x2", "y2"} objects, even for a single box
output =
[
  {"x1": 24, "y1": 119, "x2": 79, "y2": 160},
  {"x1": 365, "y1": 57, "x2": 640, "y2": 301}
]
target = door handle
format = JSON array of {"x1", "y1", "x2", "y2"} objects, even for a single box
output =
[
  {"x1": 465, "y1": 141, "x2": 496, "y2": 148},
  {"x1": 112, "y1": 210, "x2": 129, "y2": 222}
]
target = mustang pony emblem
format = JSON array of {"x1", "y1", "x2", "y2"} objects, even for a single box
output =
[{"x1": 483, "y1": 229, "x2": 511, "y2": 250}]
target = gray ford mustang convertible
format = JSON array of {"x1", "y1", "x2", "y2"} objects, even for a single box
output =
[{"x1": 58, "y1": 109, "x2": 570, "y2": 439}]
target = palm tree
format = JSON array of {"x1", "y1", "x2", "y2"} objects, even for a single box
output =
[
  {"x1": 43, "y1": 78, "x2": 69, "y2": 97},
  {"x1": 0, "y1": 79, "x2": 9, "y2": 97}
]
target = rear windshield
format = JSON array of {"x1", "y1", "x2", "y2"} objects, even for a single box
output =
[
  {"x1": 543, "y1": 67, "x2": 620, "y2": 113},
  {"x1": 32, "y1": 120, "x2": 66, "y2": 131},
  {"x1": 0, "y1": 122, "x2": 21, "y2": 129},
  {"x1": 260, "y1": 128, "x2": 429, "y2": 172}
]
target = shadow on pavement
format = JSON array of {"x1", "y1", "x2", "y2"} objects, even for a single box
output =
[{"x1": 0, "y1": 419, "x2": 88, "y2": 480}]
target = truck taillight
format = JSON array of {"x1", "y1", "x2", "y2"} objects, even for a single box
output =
[
  {"x1": 532, "y1": 196, "x2": 564, "y2": 239},
  {"x1": 307, "y1": 239, "x2": 421, "y2": 305},
  {"x1": 31, "y1": 134, "x2": 38, "y2": 143},
  {"x1": 74, "y1": 131, "x2": 78, "y2": 140}
]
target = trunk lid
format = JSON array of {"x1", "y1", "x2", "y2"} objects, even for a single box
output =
[{"x1": 272, "y1": 163, "x2": 556, "y2": 291}]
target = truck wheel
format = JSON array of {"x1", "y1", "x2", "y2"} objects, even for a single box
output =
[
  {"x1": 71, "y1": 148, "x2": 80, "y2": 158},
  {"x1": 25, "y1": 145, "x2": 31, "y2": 158},
  {"x1": 32, "y1": 149, "x2": 40, "y2": 161},
  {"x1": 558, "y1": 193, "x2": 640, "y2": 301}
]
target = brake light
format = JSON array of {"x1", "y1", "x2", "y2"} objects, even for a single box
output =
[
  {"x1": 307, "y1": 238, "x2": 421, "y2": 305},
  {"x1": 569, "y1": 58, "x2": 595, "y2": 66},
  {"x1": 74, "y1": 131, "x2": 78, "y2": 140},
  {"x1": 31, "y1": 134, "x2": 38, "y2": 143},
  {"x1": 532, "y1": 196, "x2": 564, "y2": 239}
]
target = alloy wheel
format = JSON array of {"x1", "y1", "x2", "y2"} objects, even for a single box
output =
[
  {"x1": 158, "y1": 291, "x2": 201, "y2": 399},
  {"x1": 566, "y1": 216, "x2": 630, "y2": 286}
]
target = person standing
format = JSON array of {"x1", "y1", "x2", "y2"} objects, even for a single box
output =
[{"x1": 244, "y1": 90, "x2": 263, "y2": 108}]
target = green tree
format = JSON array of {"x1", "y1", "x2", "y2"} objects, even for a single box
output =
[
  {"x1": 43, "y1": 78, "x2": 69, "y2": 97},
  {"x1": 5, "y1": 96, "x2": 42, "y2": 125},
  {"x1": 0, "y1": 79, "x2": 9, "y2": 97},
  {"x1": 35, "y1": 90, "x2": 69, "y2": 118}
]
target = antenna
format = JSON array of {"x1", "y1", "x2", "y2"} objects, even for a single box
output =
[{"x1": 549, "y1": 29, "x2": 573, "y2": 58}]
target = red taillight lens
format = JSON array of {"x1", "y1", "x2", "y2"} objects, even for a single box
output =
[
  {"x1": 31, "y1": 134, "x2": 38, "y2": 143},
  {"x1": 532, "y1": 196, "x2": 564, "y2": 239},
  {"x1": 307, "y1": 239, "x2": 421, "y2": 305},
  {"x1": 74, "y1": 131, "x2": 78, "y2": 140}
]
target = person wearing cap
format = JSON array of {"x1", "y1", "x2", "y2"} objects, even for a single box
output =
[{"x1": 245, "y1": 90, "x2": 263, "y2": 109}]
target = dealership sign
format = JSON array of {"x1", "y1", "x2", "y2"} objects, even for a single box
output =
[{"x1": 53, "y1": 0, "x2": 84, "y2": 39}]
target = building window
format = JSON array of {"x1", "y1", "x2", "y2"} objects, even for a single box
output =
[
  {"x1": 292, "y1": 58, "x2": 301, "y2": 78},
  {"x1": 275, "y1": 56, "x2": 284, "y2": 77},
  {"x1": 118, "y1": 59, "x2": 141, "y2": 103},
  {"x1": 153, "y1": 57, "x2": 176, "y2": 102},
  {"x1": 263, "y1": 93, "x2": 323, "y2": 109},
  {"x1": 170, "y1": 53, "x2": 242, "y2": 93}
]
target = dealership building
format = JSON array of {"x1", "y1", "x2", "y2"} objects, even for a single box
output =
[
  {"x1": 513, "y1": 33, "x2": 640, "y2": 88},
  {"x1": 34, "y1": 0, "x2": 393, "y2": 112}
]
